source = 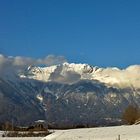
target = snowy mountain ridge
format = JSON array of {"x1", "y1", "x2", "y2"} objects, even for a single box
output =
[{"x1": 21, "y1": 62, "x2": 140, "y2": 89}]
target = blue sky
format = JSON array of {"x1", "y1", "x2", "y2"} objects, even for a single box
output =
[{"x1": 0, "y1": 0, "x2": 140, "y2": 68}]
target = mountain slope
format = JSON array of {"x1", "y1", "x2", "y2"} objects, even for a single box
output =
[
  {"x1": 41, "y1": 80, "x2": 140, "y2": 127},
  {"x1": 0, "y1": 77, "x2": 45, "y2": 125}
]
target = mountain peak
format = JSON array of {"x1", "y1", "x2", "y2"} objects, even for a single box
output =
[{"x1": 20, "y1": 63, "x2": 140, "y2": 89}]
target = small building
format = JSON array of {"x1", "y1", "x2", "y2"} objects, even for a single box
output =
[{"x1": 34, "y1": 120, "x2": 47, "y2": 130}]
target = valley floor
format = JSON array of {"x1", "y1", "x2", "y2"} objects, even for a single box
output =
[{"x1": 42, "y1": 124, "x2": 140, "y2": 140}]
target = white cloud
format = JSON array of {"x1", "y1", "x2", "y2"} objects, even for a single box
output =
[
  {"x1": 94, "y1": 65, "x2": 140, "y2": 88},
  {"x1": 37, "y1": 55, "x2": 67, "y2": 66},
  {"x1": 0, "y1": 54, "x2": 67, "y2": 76},
  {"x1": 49, "y1": 65, "x2": 81, "y2": 83}
]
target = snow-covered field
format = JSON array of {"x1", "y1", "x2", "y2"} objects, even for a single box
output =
[
  {"x1": 42, "y1": 125, "x2": 140, "y2": 140},
  {"x1": 0, "y1": 125, "x2": 139, "y2": 140}
]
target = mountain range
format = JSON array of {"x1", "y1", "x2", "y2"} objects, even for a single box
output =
[{"x1": 0, "y1": 62, "x2": 140, "y2": 127}]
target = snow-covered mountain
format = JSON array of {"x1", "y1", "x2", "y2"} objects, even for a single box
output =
[
  {"x1": 21, "y1": 62, "x2": 140, "y2": 89},
  {"x1": 0, "y1": 63, "x2": 140, "y2": 127}
]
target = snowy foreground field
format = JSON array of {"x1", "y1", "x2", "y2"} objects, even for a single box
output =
[
  {"x1": 0, "y1": 125, "x2": 140, "y2": 140},
  {"x1": 42, "y1": 125, "x2": 140, "y2": 140}
]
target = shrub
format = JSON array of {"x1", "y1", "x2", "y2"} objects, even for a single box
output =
[{"x1": 122, "y1": 105, "x2": 140, "y2": 125}]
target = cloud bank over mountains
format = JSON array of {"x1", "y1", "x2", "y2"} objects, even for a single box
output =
[
  {"x1": 0, "y1": 54, "x2": 67, "y2": 76},
  {"x1": 92, "y1": 65, "x2": 140, "y2": 88},
  {"x1": 0, "y1": 54, "x2": 140, "y2": 89}
]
